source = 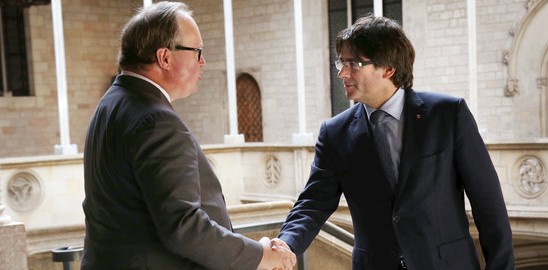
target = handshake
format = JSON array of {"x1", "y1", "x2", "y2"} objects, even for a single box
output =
[{"x1": 257, "y1": 237, "x2": 297, "y2": 270}]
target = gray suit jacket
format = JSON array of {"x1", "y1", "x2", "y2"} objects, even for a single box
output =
[{"x1": 82, "y1": 75, "x2": 262, "y2": 270}]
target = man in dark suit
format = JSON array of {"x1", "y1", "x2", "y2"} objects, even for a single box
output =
[
  {"x1": 275, "y1": 15, "x2": 515, "y2": 270},
  {"x1": 81, "y1": 2, "x2": 295, "y2": 269}
]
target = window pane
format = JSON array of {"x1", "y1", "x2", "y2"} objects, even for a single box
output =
[
  {"x1": 328, "y1": 0, "x2": 402, "y2": 116},
  {"x1": 352, "y1": 0, "x2": 373, "y2": 21},
  {"x1": 2, "y1": 6, "x2": 29, "y2": 96},
  {"x1": 384, "y1": 0, "x2": 402, "y2": 25},
  {"x1": 328, "y1": 0, "x2": 351, "y2": 116}
]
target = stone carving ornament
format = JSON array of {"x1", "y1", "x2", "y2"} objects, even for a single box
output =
[
  {"x1": 6, "y1": 171, "x2": 43, "y2": 212},
  {"x1": 514, "y1": 156, "x2": 546, "y2": 198},
  {"x1": 264, "y1": 155, "x2": 281, "y2": 188}
]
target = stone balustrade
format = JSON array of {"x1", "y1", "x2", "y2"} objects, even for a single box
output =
[
  {"x1": 1, "y1": 142, "x2": 548, "y2": 268},
  {"x1": 1, "y1": 142, "x2": 548, "y2": 231}
]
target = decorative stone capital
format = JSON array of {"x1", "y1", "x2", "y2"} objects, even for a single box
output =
[
  {"x1": 504, "y1": 78, "x2": 519, "y2": 97},
  {"x1": 502, "y1": 50, "x2": 510, "y2": 65},
  {"x1": 538, "y1": 77, "x2": 547, "y2": 89}
]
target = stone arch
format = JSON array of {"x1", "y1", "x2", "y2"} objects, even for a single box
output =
[
  {"x1": 470, "y1": 216, "x2": 548, "y2": 269},
  {"x1": 501, "y1": 0, "x2": 547, "y2": 138},
  {"x1": 503, "y1": 0, "x2": 546, "y2": 96},
  {"x1": 236, "y1": 73, "x2": 263, "y2": 142},
  {"x1": 541, "y1": 43, "x2": 548, "y2": 136},
  {"x1": 512, "y1": 227, "x2": 548, "y2": 269}
]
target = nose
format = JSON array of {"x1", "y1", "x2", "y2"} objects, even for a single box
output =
[
  {"x1": 337, "y1": 66, "x2": 350, "y2": 79},
  {"x1": 199, "y1": 56, "x2": 206, "y2": 66}
]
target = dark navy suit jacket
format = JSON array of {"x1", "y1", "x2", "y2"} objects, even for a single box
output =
[
  {"x1": 82, "y1": 75, "x2": 262, "y2": 270},
  {"x1": 279, "y1": 89, "x2": 515, "y2": 270}
]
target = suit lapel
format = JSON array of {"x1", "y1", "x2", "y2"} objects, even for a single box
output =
[
  {"x1": 350, "y1": 104, "x2": 371, "y2": 148},
  {"x1": 350, "y1": 104, "x2": 395, "y2": 193},
  {"x1": 395, "y1": 90, "x2": 427, "y2": 199}
]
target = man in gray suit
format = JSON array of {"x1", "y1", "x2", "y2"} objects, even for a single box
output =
[{"x1": 81, "y1": 2, "x2": 295, "y2": 269}]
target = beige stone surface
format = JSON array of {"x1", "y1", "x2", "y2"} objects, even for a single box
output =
[{"x1": 0, "y1": 222, "x2": 28, "y2": 270}]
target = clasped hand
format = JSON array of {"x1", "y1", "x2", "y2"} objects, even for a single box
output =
[{"x1": 257, "y1": 237, "x2": 296, "y2": 270}]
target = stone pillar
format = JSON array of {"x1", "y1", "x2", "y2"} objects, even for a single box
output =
[
  {"x1": 51, "y1": 0, "x2": 78, "y2": 155},
  {"x1": 0, "y1": 222, "x2": 28, "y2": 270},
  {"x1": 0, "y1": 169, "x2": 10, "y2": 224},
  {"x1": 1, "y1": 180, "x2": 28, "y2": 269},
  {"x1": 0, "y1": 190, "x2": 10, "y2": 224},
  {"x1": 222, "y1": 0, "x2": 245, "y2": 144},
  {"x1": 291, "y1": 0, "x2": 314, "y2": 145}
]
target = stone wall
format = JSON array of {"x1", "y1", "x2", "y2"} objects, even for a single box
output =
[
  {"x1": 0, "y1": 0, "x2": 139, "y2": 158},
  {"x1": 0, "y1": 0, "x2": 331, "y2": 158},
  {"x1": 1, "y1": 0, "x2": 547, "y2": 158},
  {"x1": 405, "y1": 0, "x2": 547, "y2": 141},
  {"x1": 176, "y1": 0, "x2": 331, "y2": 144}
]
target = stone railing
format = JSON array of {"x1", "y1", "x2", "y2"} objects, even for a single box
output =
[
  {"x1": 1, "y1": 141, "x2": 548, "y2": 268},
  {"x1": 229, "y1": 201, "x2": 352, "y2": 270},
  {"x1": 202, "y1": 143, "x2": 314, "y2": 205},
  {"x1": 0, "y1": 154, "x2": 85, "y2": 230}
]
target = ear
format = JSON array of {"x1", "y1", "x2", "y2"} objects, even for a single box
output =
[
  {"x1": 156, "y1": 48, "x2": 171, "y2": 70},
  {"x1": 383, "y1": 66, "x2": 396, "y2": 79}
]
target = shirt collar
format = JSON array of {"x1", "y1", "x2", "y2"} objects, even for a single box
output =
[
  {"x1": 120, "y1": 70, "x2": 171, "y2": 102},
  {"x1": 364, "y1": 88, "x2": 405, "y2": 120}
]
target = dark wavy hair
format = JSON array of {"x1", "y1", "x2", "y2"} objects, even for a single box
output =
[
  {"x1": 335, "y1": 14, "x2": 415, "y2": 90},
  {"x1": 118, "y1": 1, "x2": 192, "y2": 70}
]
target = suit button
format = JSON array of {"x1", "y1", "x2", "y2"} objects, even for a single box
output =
[{"x1": 393, "y1": 215, "x2": 400, "y2": 224}]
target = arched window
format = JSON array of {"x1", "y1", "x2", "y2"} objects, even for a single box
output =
[{"x1": 236, "y1": 73, "x2": 263, "y2": 142}]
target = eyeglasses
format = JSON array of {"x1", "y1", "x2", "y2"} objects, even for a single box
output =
[
  {"x1": 174, "y1": 45, "x2": 203, "y2": 61},
  {"x1": 335, "y1": 59, "x2": 374, "y2": 71}
]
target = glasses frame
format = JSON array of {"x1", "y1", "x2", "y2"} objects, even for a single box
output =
[
  {"x1": 335, "y1": 59, "x2": 374, "y2": 71},
  {"x1": 174, "y1": 45, "x2": 203, "y2": 61}
]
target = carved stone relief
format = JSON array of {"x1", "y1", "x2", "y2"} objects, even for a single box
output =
[
  {"x1": 504, "y1": 78, "x2": 520, "y2": 97},
  {"x1": 513, "y1": 156, "x2": 546, "y2": 198},
  {"x1": 264, "y1": 155, "x2": 281, "y2": 188},
  {"x1": 6, "y1": 171, "x2": 43, "y2": 212}
]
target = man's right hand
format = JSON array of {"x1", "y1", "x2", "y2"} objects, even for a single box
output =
[{"x1": 257, "y1": 237, "x2": 296, "y2": 270}]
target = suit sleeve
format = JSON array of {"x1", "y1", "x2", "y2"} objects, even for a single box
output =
[
  {"x1": 453, "y1": 99, "x2": 515, "y2": 270},
  {"x1": 130, "y1": 111, "x2": 262, "y2": 270},
  {"x1": 278, "y1": 122, "x2": 343, "y2": 255}
]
